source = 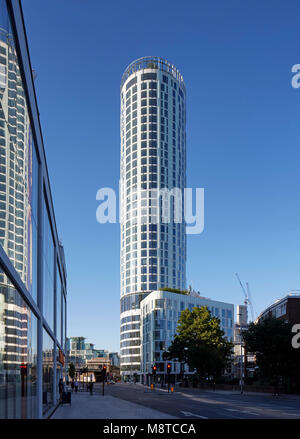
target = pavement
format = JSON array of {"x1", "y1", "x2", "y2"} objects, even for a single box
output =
[{"x1": 51, "y1": 385, "x2": 176, "y2": 419}]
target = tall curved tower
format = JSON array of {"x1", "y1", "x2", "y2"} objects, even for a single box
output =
[{"x1": 120, "y1": 57, "x2": 186, "y2": 379}]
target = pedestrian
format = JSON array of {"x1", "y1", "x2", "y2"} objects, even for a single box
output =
[
  {"x1": 71, "y1": 379, "x2": 74, "y2": 392},
  {"x1": 58, "y1": 378, "x2": 64, "y2": 402},
  {"x1": 89, "y1": 381, "x2": 93, "y2": 395},
  {"x1": 74, "y1": 379, "x2": 78, "y2": 392}
]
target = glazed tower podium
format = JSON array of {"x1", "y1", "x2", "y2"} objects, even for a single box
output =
[{"x1": 120, "y1": 57, "x2": 186, "y2": 378}]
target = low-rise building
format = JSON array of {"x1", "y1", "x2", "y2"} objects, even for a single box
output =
[
  {"x1": 255, "y1": 292, "x2": 300, "y2": 325},
  {"x1": 66, "y1": 337, "x2": 119, "y2": 381},
  {"x1": 139, "y1": 289, "x2": 234, "y2": 383}
]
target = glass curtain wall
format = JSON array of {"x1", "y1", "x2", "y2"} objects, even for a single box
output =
[
  {"x1": 42, "y1": 195, "x2": 54, "y2": 331},
  {"x1": 0, "y1": 0, "x2": 39, "y2": 300},
  {"x1": 56, "y1": 264, "x2": 62, "y2": 345},
  {"x1": 42, "y1": 329, "x2": 53, "y2": 414},
  {"x1": 0, "y1": 267, "x2": 37, "y2": 418},
  {"x1": 0, "y1": 0, "x2": 67, "y2": 418}
]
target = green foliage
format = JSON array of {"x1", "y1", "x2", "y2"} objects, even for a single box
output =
[
  {"x1": 159, "y1": 287, "x2": 189, "y2": 295},
  {"x1": 164, "y1": 306, "x2": 233, "y2": 378},
  {"x1": 68, "y1": 362, "x2": 75, "y2": 380},
  {"x1": 242, "y1": 317, "x2": 300, "y2": 386}
]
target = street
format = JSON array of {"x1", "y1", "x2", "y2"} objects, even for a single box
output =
[{"x1": 104, "y1": 382, "x2": 300, "y2": 419}]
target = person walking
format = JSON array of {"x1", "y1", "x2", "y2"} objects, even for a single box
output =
[
  {"x1": 74, "y1": 379, "x2": 78, "y2": 393},
  {"x1": 71, "y1": 379, "x2": 74, "y2": 392},
  {"x1": 58, "y1": 378, "x2": 64, "y2": 403}
]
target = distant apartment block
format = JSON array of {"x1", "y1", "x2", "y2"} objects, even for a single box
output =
[
  {"x1": 67, "y1": 337, "x2": 118, "y2": 373},
  {"x1": 109, "y1": 352, "x2": 120, "y2": 367},
  {"x1": 139, "y1": 289, "x2": 234, "y2": 382},
  {"x1": 255, "y1": 292, "x2": 300, "y2": 325}
]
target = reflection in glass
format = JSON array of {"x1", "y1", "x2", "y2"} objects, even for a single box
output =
[
  {"x1": 62, "y1": 294, "x2": 66, "y2": 351},
  {"x1": 42, "y1": 329, "x2": 53, "y2": 413},
  {"x1": 0, "y1": 3, "x2": 38, "y2": 302},
  {"x1": 56, "y1": 264, "x2": 62, "y2": 346},
  {"x1": 0, "y1": 267, "x2": 37, "y2": 418},
  {"x1": 42, "y1": 197, "x2": 54, "y2": 330},
  {"x1": 0, "y1": 0, "x2": 67, "y2": 419},
  {"x1": 55, "y1": 348, "x2": 62, "y2": 405}
]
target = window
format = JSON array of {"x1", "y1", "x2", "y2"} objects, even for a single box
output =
[
  {"x1": 126, "y1": 77, "x2": 137, "y2": 90},
  {"x1": 141, "y1": 73, "x2": 157, "y2": 81}
]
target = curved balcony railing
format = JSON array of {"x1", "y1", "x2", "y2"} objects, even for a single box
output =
[{"x1": 121, "y1": 56, "x2": 185, "y2": 92}]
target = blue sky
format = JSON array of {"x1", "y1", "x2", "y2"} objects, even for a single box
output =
[{"x1": 22, "y1": 0, "x2": 300, "y2": 352}]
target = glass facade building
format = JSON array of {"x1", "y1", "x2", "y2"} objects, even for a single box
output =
[
  {"x1": 140, "y1": 290, "x2": 234, "y2": 381},
  {"x1": 120, "y1": 57, "x2": 186, "y2": 377},
  {"x1": 0, "y1": 0, "x2": 67, "y2": 418}
]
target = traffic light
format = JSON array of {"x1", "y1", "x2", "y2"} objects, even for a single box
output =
[
  {"x1": 102, "y1": 365, "x2": 107, "y2": 377},
  {"x1": 167, "y1": 363, "x2": 171, "y2": 374},
  {"x1": 20, "y1": 363, "x2": 27, "y2": 377},
  {"x1": 152, "y1": 365, "x2": 157, "y2": 376}
]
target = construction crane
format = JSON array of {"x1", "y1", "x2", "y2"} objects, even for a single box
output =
[
  {"x1": 246, "y1": 282, "x2": 256, "y2": 322},
  {"x1": 235, "y1": 273, "x2": 256, "y2": 322}
]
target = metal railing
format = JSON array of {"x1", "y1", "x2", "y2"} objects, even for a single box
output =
[{"x1": 121, "y1": 56, "x2": 185, "y2": 92}]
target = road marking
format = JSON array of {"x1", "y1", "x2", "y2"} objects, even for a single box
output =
[
  {"x1": 225, "y1": 408, "x2": 260, "y2": 416},
  {"x1": 257, "y1": 404, "x2": 273, "y2": 409},
  {"x1": 279, "y1": 412, "x2": 300, "y2": 417},
  {"x1": 241, "y1": 410, "x2": 260, "y2": 416},
  {"x1": 181, "y1": 411, "x2": 208, "y2": 419}
]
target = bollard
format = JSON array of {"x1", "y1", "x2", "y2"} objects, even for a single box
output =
[{"x1": 150, "y1": 383, "x2": 154, "y2": 391}]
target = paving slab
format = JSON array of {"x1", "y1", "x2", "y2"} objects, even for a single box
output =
[{"x1": 51, "y1": 390, "x2": 177, "y2": 419}]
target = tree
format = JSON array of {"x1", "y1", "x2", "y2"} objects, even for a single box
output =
[
  {"x1": 68, "y1": 363, "x2": 75, "y2": 380},
  {"x1": 242, "y1": 317, "x2": 300, "y2": 391},
  {"x1": 164, "y1": 306, "x2": 233, "y2": 379}
]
